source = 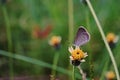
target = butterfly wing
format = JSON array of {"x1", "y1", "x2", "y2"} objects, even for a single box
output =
[{"x1": 74, "y1": 26, "x2": 90, "y2": 46}]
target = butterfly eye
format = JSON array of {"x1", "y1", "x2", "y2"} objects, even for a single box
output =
[{"x1": 74, "y1": 26, "x2": 90, "y2": 47}]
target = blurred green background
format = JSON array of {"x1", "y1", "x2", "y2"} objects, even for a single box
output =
[{"x1": 0, "y1": 0, "x2": 120, "y2": 80}]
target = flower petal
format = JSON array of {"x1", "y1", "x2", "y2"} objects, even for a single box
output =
[
  {"x1": 84, "y1": 52, "x2": 88, "y2": 58},
  {"x1": 68, "y1": 46, "x2": 73, "y2": 53},
  {"x1": 75, "y1": 46, "x2": 80, "y2": 49},
  {"x1": 81, "y1": 59, "x2": 85, "y2": 62},
  {"x1": 70, "y1": 56, "x2": 74, "y2": 60},
  {"x1": 58, "y1": 36, "x2": 62, "y2": 42},
  {"x1": 114, "y1": 36, "x2": 119, "y2": 43},
  {"x1": 49, "y1": 40, "x2": 52, "y2": 46}
]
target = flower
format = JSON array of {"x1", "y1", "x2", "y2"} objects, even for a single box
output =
[
  {"x1": 69, "y1": 46, "x2": 88, "y2": 66},
  {"x1": 106, "y1": 33, "x2": 119, "y2": 49},
  {"x1": 68, "y1": 26, "x2": 90, "y2": 66},
  {"x1": 49, "y1": 36, "x2": 61, "y2": 50},
  {"x1": 105, "y1": 71, "x2": 115, "y2": 80},
  {"x1": 106, "y1": 33, "x2": 118, "y2": 43}
]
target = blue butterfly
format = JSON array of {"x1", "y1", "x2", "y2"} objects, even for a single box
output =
[{"x1": 74, "y1": 26, "x2": 90, "y2": 47}]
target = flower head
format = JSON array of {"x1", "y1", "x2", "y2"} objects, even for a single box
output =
[
  {"x1": 106, "y1": 33, "x2": 118, "y2": 43},
  {"x1": 106, "y1": 33, "x2": 119, "y2": 49},
  {"x1": 105, "y1": 71, "x2": 115, "y2": 80},
  {"x1": 69, "y1": 46, "x2": 88, "y2": 66},
  {"x1": 49, "y1": 36, "x2": 61, "y2": 50}
]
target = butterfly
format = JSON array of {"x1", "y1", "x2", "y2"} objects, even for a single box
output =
[
  {"x1": 74, "y1": 26, "x2": 90, "y2": 47},
  {"x1": 33, "y1": 25, "x2": 52, "y2": 39}
]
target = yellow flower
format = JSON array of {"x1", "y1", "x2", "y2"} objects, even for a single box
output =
[
  {"x1": 106, "y1": 33, "x2": 119, "y2": 43},
  {"x1": 68, "y1": 46, "x2": 88, "y2": 62},
  {"x1": 105, "y1": 71, "x2": 115, "y2": 80},
  {"x1": 49, "y1": 36, "x2": 61, "y2": 48}
]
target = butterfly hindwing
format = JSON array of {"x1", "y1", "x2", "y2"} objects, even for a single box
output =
[{"x1": 74, "y1": 26, "x2": 90, "y2": 46}]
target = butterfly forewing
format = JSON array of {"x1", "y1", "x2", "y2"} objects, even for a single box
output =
[{"x1": 74, "y1": 26, "x2": 90, "y2": 46}]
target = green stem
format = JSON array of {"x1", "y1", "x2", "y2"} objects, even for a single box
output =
[
  {"x1": 72, "y1": 66, "x2": 75, "y2": 80},
  {"x1": 2, "y1": 6, "x2": 14, "y2": 80},
  {"x1": 68, "y1": 0, "x2": 74, "y2": 44},
  {"x1": 78, "y1": 66, "x2": 86, "y2": 80},
  {"x1": 51, "y1": 52, "x2": 60, "y2": 80},
  {"x1": 68, "y1": 0, "x2": 74, "y2": 80},
  {"x1": 86, "y1": 0, "x2": 120, "y2": 80}
]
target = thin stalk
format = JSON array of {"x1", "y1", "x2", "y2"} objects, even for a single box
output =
[
  {"x1": 72, "y1": 66, "x2": 75, "y2": 80},
  {"x1": 2, "y1": 6, "x2": 14, "y2": 80},
  {"x1": 68, "y1": 0, "x2": 74, "y2": 44},
  {"x1": 86, "y1": 0, "x2": 120, "y2": 80},
  {"x1": 68, "y1": 0, "x2": 74, "y2": 80},
  {"x1": 51, "y1": 52, "x2": 60, "y2": 80},
  {"x1": 78, "y1": 66, "x2": 86, "y2": 80}
]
